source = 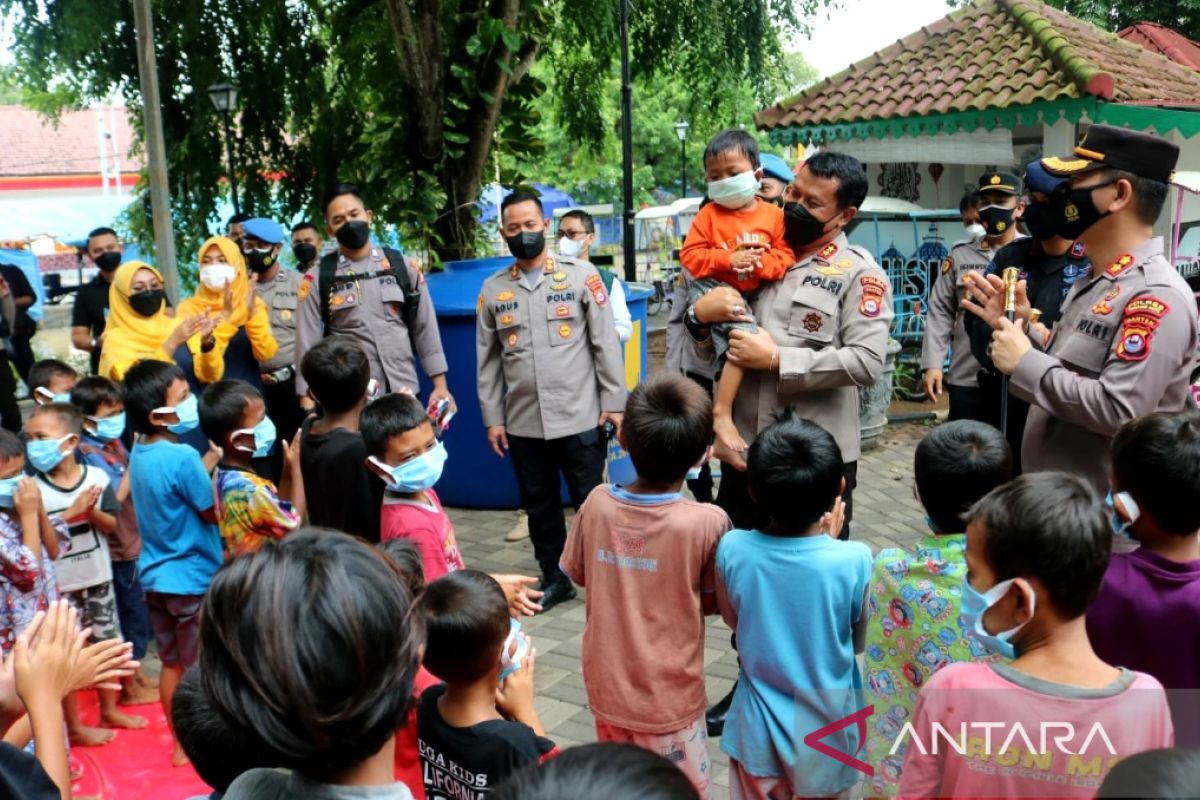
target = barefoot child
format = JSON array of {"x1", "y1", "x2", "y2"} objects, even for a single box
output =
[
  {"x1": 680, "y1": 130, "x2": 792, "y2": 459},
  {"x1": 25, "y1": 403, "x2": 143, "y2": 740}
]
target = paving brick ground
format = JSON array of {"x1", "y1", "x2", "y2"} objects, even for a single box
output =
[{"x1": 446, "y1": 419, "x2": 934, "y2": 798}]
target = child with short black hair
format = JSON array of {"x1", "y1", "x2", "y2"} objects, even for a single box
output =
[
  {"x1": 28, "y1": 359, "x2": 77, "y2": 406},
  {"x1": 378, "y1": 537, "x2": 426, "y2": 597},
  {"x1": 203, "y1": 530, "x2": 423, "y2": 798},
  {"x1": 680, "y1": 129, "x2": 793, "y2": 459},
  {"x1": 417, "y1": 570, "x2": 557, "y2": 797},
  {"x1": 199, "y1": 379, "x2": 301, "y2": 557},
  {"x1": 900, "y1": 473, "x2": 1174, "y2": 797},
  {"x1": 25, "y1": 402, "x2": 142, "y2": 741},
  {"x1": 493, "y1": 743, "x2": 701, "y2": 800},
  {"x1": 1088, "y1": 411, "x2": 1200, "y2": 745},
  {"x1": 715, "y1": 413, "x2": 869, "y2": 799},
  {"x1": 71, "y1": 375, "x2": 158, "y2": 706},
  {"x1": 299, "y1": 335, "x2": 383, "y2": 541},
  {"x1": 862, "y1": 420, "x2": 1012, "y2": 794},
  {"x1": 362, "y1": 392, "x2": 461, "y2": 581},
  {"x1": 172, "y1": 667, "x2": 271, "y2": 800},
  {"x1": 560, "y1": 374, "x2": 730, "y2": 798},
  {"x1": 124, "y1": 358, "x2": 223, "y2": 765},
  {"x1": 1096, "y1": 747, "x2": 1200, "y2": 798}
]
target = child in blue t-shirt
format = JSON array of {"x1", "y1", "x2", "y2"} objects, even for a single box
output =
[
  {"x1": 715, "y1": 413, "x2": 872, "y2": 799},
  {"x1": 123, "y1": 359, "x2": 222, "y2": 767}
]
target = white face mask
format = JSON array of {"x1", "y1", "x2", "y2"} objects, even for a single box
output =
[
  {"x1": 199, "y1": 264, "x2": 236, "y2": 291},
  {"x1": 965, "y1": 223, "x2": 986, "y2": 242},
  {"x1": 708, "y1": 170, "x2": 761, "y2": 209},
  {"x1": 558, "y1": 236, "x2": 585, "y2": 258}
]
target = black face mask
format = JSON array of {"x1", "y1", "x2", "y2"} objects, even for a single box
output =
[
  {"x1": 1021, "y1": 201, "x2": 1057, "y2": 240},
  {"x1": 335, "y1": 219, "x2": 371, "y2": 250},
  {"x1": 782, "y1": 202, "x2": 835, "y2": 250},
  {"x1": 245, "y1": 248, "x2": 277, "y2": 274},
  {"x1": 1051, "y1": 181, "x2": 1116, "y2": 241},
  {"x1": 505, "y1": 231, "x2": 546, "y2": 261},
  {"x1": 129, "y1": 289, "x2": 165, "y2": 317},
  {"x1": 292, "y1": 243, "x2": 318, "y2": 265},
  {"x1": 94, "y1": 251, "x2": 121, "y2": 273},
  {"x1": 977, "y1": 204, "x2": 1016, "y2": 238}
]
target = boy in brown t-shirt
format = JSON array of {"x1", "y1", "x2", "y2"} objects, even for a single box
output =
[{"x1": 560, "y1": 374, "x2": 731, "y2": 799}]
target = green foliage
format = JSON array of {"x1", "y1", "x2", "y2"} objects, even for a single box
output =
[{"x1": 0, "y1": 0, "x2": 831, "y2": 261}]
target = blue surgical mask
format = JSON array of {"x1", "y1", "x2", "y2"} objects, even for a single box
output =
[
  {"x1": 154, "y1": 394, "x2": 199, "y2": 435},
  {"x1": 233, "y1": 416, "x2": 277, "y2": 458},
  {"x1": 88, "y1": 413, "x2": 126, "y2": 443},
  {"x1": 959, "y1": 576, "x2": 1034, "y2": 660},
  {"x1": 369, "y1": 441, "x2": 447, "y2": 493},
  {"x1": 707, "y1": 170, "x2": 761, "y2": 210},
  {"x1": 499, "y1": 618, "x2": 530, "y2": 683},
  {"x1": 0, "y1": 476, "x2": 21, "y2": 508},
  {"x1": 686, "y1": 447, "x2": 712, "y2": 481},
  {"x1": 27, "y1": 435, "x2": 73, "y2": 473},
  {"x1": 34, "y1": 387, "x2": 71, "y2": 405},
  {"x1": 1105, "y1": 490, "x2": 1140, "y2": 540}
]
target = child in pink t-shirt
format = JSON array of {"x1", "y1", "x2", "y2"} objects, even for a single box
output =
[
  {"x1": 561, "y1": 375, "x2": 731, "y2": 800},
  {"x1": 362, "y1": 393, "x2": 463, "y2": 580},
  {"x1": 899, "y1": 473, "x2": 1174, "y2": 799}
]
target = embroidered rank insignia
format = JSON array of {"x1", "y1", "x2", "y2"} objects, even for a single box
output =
[
  {"x1": 558, "y1": 323, "x2": 572, "y2": 338},
  {"x1": 818, "y1": 243, "x2": 838, "y2": 260},
  {"x1": 298, "y1": 276, "x2": 312, "y2": 302},
  {"x1": 815, "y1": 265, "x2": 848, "y2": 277},
  {"x1": 1070, "y1": 241, "x2": 1086, "y2": 259},
  {"x1": 507, "y1": 332, "x2": 519, "y2": 347},
  {"x1": 552, "y1": 271, "x2": 567, "y2": 282},
  {"x1": 1105, "y1": 253, "x2": 1135, "y2": 278},
  {"x1": 542, "y1": 257, "x2": 556, "y2": 274},
  {"x1": 551, "y1": 282, "x2": 569, "y2": 291},
  {"x1": 555, "y1": 305, "x2": 570, "y2": 318},
  {"x1": 499, "y1": 313, "x2": 514, "y2": 326},
  {"x1": 476, "y1": 293, "x2": 484, "y2": 313},
  {"x1": 1116, "y1": 301, "x2": 1167, "y2": 362},
  {"x1": 1091, "y1": 285, "x2": 1121, "y2": 316},
  {"x1": 942, "y1": 256, "x2": 953, "y2": 274},
  {"x1": 803, "y1": 312, "x2": 823, "y2": 332},
  {"x1": 509, "y1": 264, "x2": 520, "y2": 279},
  {"x1": 496, "y1": 291, "x2": 515, "y2": 301}
]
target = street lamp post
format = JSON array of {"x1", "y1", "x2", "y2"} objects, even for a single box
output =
[
  {"x1": 207, "y1": 81, "x2": 241, "y2": 215},
  {"x1": 674, "y1": 119, "x2": 690, "y2": 198}
]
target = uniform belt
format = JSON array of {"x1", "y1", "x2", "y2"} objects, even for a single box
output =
[{"x1": 261, "y1": 365, "x2": 295, "y2": 385}]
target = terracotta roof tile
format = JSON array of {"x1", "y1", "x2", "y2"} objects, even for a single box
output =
[
  {"x1": 757, "y1": 0, "x2": 1200, "y2": 131},
  {"x1": 1119, "y1": 21, "x2": 1200, "y2": 71},
  {"x1": 0, "y1": 106, "x2": 141, "y2": 176}
]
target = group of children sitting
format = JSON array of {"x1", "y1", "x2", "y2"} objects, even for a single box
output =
[{"x1": 2, "y1": 331, "x2": 1199, "y2": 799}]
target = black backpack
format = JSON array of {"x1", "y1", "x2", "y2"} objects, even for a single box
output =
[{"x1": 318, "y1": 247, "x2": 421, "y2": 348}]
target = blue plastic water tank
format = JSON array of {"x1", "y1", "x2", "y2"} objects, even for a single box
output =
[{"x1": 418, "y1": 258, "x2": 650, "y2": 508}]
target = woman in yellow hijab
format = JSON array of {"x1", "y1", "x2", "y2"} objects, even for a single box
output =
[
  {"x1": 98, "y1": 261, "x2": 222, "y2": 381},
  {"x1": 176, "y1": 236, "x2": 277, "y2": 385}
]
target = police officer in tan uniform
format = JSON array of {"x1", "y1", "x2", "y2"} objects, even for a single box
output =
[
  {"x1": 688, "y1": 152, "x2": 894, "y2": 536},
  {"x1": 477, "y1": 191, "x2": 626, "y2": 612},
  {"x1": 294, "y1": 183, "x2": 453, "y2": 412},
  {"x1": 921, "y1": 172, "x2": 1026, "y2": 420},
  {"x1": 242, "y1": 217, "x2": 304, "y2": 475},
  {"x1": 969, "y1": 124, "x2": 1198, "y2": 494}
]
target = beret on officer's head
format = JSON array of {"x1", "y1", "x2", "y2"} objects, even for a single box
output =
[
  {"x1": 1041, "y1": 124, "x2": 1180, "y2": 184},
  {"x1": 760, "y1": 153, "x2": 794, "y2": 184},
  {"x1": 242, "y1": 218, "x2": 285, "y2": 245}
]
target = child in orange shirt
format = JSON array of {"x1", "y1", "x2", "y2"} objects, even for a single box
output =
[{"x1": 680, "y1": 130, "x2": 793, "y2": 458}]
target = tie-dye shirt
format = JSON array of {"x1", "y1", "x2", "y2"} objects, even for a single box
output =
[
  {"x1": 0, "y1": 510, "x2": 71, "y2": 655},
  {"x1": 861, "y1": 532, "x2": 995, "y2": 796},
  {"x1": 214, "y1": 466, "x2": 300, "y2": 557}
]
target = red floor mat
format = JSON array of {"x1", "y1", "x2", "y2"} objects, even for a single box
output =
[{"x1": 68, "y1": 690, "x2": 213, "y2": 800}]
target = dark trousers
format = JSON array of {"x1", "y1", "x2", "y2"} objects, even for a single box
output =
[
  {"x1": 684, "y1": 372, "x2": 715, "y2": 503},
  {"x1": 256, "y1": 376, "x2": 304, "y2": 483},
  {"x1": 0, "y1": 352, "x2": 19, "y2": 432},
  {"x1": 111, "y1": 559, "x2": 152, "y2": 661},
  {"x1": 717, "y1": 459, "x2": 858, "y2": 539},
  {"x1": 947, "y1": 384, "x2": 985, "y2": 423},
  {"x1": 976, "y1": 371, "x2": 1027, "y2": 474},
  {"x1": 508, "y1": 428, "x2": 607, "y2": 579},
  {"x1": 10, "y1": 334, "x2": 33, "y2": 383}
]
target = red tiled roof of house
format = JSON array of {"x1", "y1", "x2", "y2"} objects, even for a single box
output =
[
  {"x1": 1119, "y1": 21, "x2": 1200, "y2": 71},
  {"x1": 0, "y1": 105, "x2": 142, "y2": 176},
  {"x1": 757, "y1": 0, "x2": 1200, "y2": 132}
]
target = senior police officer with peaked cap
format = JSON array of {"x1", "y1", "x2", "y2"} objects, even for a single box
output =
[
  {"x1": 476, "y1": 190, "x2": 626, "y2": 614},
  {"x1": 970, "y1": 124, "x2": 1199, "y2": 495}
]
